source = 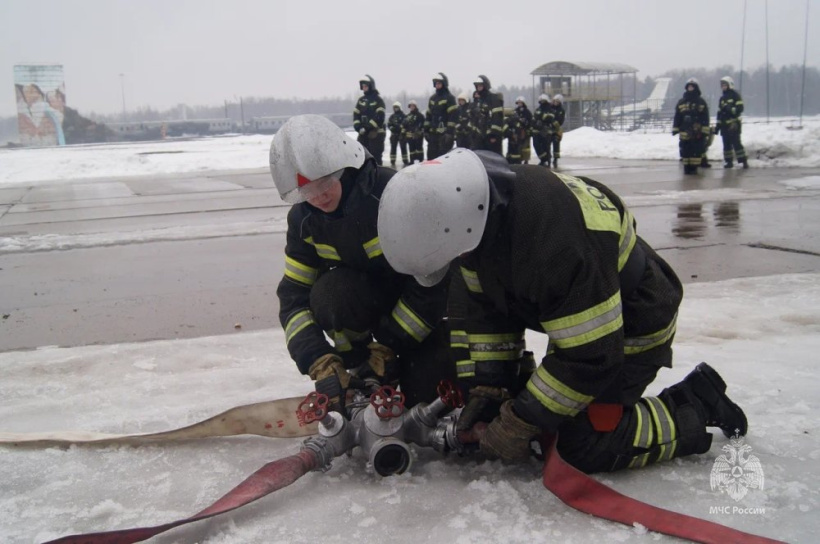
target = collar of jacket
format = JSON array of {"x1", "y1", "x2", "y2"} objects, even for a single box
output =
[{"x1": 473, "y1": 150, "x2": 515, "y2": 248}]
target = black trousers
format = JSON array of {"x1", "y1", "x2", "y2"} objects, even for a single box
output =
[
  {"x1": 358, "y1": 133, "x2": 386, "y2": 165},
  {"x1": 427, "y1": 133, "x2": 454, "y2": 160},
  {"x1": 389, "y1": 134, "x2": 409, "y2": 165},
  {"x1": 310, "y1": 267, "x2": 455, "y2": 406},
  {"x1": 721, "y1": 127, "x2": 746, "y2": 162}
]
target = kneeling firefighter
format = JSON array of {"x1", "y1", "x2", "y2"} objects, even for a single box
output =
[
  {"x1": 377, "y1": 149, "x2": 748, "y2": 472},
  {"x1": 270, "y1": 115, "x2": 455, "y2": 412}
]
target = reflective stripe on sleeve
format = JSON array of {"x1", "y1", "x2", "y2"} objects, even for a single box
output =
[
  {"x1": 456, "y1": 360, "x2": 475, "y2": 378},
  {"x1": 617, "y1": 210, "x2": 637, "y2": 272},
  {"x1": 526, "y1": 365, "x2": 594, "y2": 417},
  {"x1": 285, "y1": 310, "x2": 315, "y2": 345},
  {"x1": 391, "y1": 299, "x2": 432, "y2": 342},
  {"x1": 633, "y1": 401, "x2": 654, "y2": 449},
  {"x1": 541, "y1": 292, "x2": 623, "y2": 349},
  {"x1": 624, "y1": 314, "x2": 677, "y2": 355},
  {"x1": 450, "y1": 329, "x2": 468, "y2": 349},
  {"x1": 284, "y1": 256, "x2": 318, "y2": 286}
]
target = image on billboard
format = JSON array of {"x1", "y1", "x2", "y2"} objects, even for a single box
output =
[{"x1": 14, "y1": 64, "x2": 66, "y2": 147}]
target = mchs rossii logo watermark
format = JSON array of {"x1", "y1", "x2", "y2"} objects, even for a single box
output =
[{"x1": 708, "y1": 431, "x2": 766, "y2": 515}]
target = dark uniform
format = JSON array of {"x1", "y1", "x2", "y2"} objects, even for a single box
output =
[
  {"x1": 468, "y1": 90, "x2": 490, "y2": 152},
  {"x1": 716, "y1": 79, "x2": 748, "y2": 169},
  {"x1": 388, "y1": 103, "x2": 409, "y2": 167},
  {"x1": 549, "y1": 96, "x2": 566, "y2": 167},
  {"x1": 353, "y1": 75, "x2": 387, "y2": 166},
  {"x1": 450, "y1": 152, "x2": 723, "y2": 473},
  {"x1": 403, "y1": 103, "x2": 425, "y2": 164},
  {"x1": 472, "y1": 75, "x2": 504, "y2": 155},
  {"x1": 424, "y1": 73, "x2": 458, "y2": 160},
  {"x1": 503, "y1": 112, "x2": 525, "y2": 165},
  {"x1": 532, "y1": 96, "x2": 557, "y2": 166},
  {"x1": 277, "y1": 157, "x2": 453, "y2": 406},
  {"x1": 672, "y1": 79, "x2": 710, "y2": 175},
  {"x1": 514, "y1": 99, "x2": 533, "y2": 164},
  {"x1": 455, "y1": 94, "x2": 472, "y2": 149}
]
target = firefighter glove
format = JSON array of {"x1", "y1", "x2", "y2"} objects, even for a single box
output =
[
  {"x1": 363, "y1": 342, "x2": 400, "y2": 386},
  {"x1": 480, "y1": 400, "x2": 541, "y2": 462},
  {"x1": 309, "y1": 353, "x2": 351, "y2": 412},
  {"x1": 358, "y1": 128, "x2": 367, "y2": 136}
]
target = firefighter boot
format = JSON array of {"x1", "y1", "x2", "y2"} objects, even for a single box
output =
[
  {"x1": 701, "y1": 156, "x2": 712, "y2": 168},
  {"x1": 680, "y1": 362, "x2": 748, "y2": 438},
  {"x1": 724, "y1": 160, "x2": 734, "y2": 169},
  {"x1": 740, "y1": 157, "x2": 749, "y2": 169}
]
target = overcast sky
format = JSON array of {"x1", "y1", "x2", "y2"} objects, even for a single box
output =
[{"x1": 1, "y1": 0, "x2": 817, "y2": 117}]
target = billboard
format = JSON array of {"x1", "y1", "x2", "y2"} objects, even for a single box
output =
[{"x1": 14, "y1": 64, "x2": 66, "y2": 147}]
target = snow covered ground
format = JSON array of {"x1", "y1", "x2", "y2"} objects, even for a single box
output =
[
  {"x1": 1, "y1": 117, "x2": 819, "y2": 543},
  {"x1": 1, "y1": 274, "x2": 818, "y2": 543},
  {"x1": 0, "y1": 116, "x2": 818, "y2": 187}
]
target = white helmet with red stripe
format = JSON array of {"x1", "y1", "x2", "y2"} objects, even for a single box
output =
[
  {"x1": 269, "y1": 114, "x2": 366, "y2": 203},
  {"x1": 378, "y1": 149, "x2": 490, "y2": 287}
]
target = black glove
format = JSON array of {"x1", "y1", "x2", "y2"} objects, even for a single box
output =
[{"x1": 480, "y1": 400, "x2": 541, "y2": 462}]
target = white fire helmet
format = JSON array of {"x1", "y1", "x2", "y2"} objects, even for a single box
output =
[
  {"x1": 393, "y1": 101, "x2": 401, "y2": 108},
  {"x1": 269, "y1": 114, "x2": 365, "y2": 204},
  {"x1": 515, "y1": 96, "x2": 526, "y2": 105},
  {"x1": 538, "y1": 93, "x2": 550, "y2": 103},
  {"x1": 720, "y1": 76, "x2": 735, "y2": 88},
  {"x1": 378, "y1": 149, "x2": 490, "y2": 287},
  {"x1": 552, "y1": 94, "x2": 563, "y2": 104},
  {"x1": 457, "y1": 92, "x2": 468, "y2": 103}
]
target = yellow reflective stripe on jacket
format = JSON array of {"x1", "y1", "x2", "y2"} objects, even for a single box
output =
[
  {"x1": 460, "y1": 266, "x2": 483, "y2": 293},
  {"x1": 624, "y1": 314, "x2": 677, "y2": 354},
  {"x1": 632, "y1": 401, "x2": 654, "y2": 449},
  {"x1": 314, "y1": 243, "x2": 341, "y2": 261},
  {"x1": 468, "y1": 332, "x2": 524, "y2": 361},
  {"x1": 363, "y1": 237, "x2": 383, "y2": 259},
  {"x1": 391, "y1": 299, "x2": 432, "y2": 342},
  {"x1": 456, "y1": 360, "x2": 475, "y2": 378},
  {"x1": 450, "y1": 329, "x2": 468, "y2": 349},
  {"x1": 331, "y1": 330, "x2": 352, "y2": 353},
  {"x1": 555, "y1": 173, "x2": 621, "y2": 234},
  {"x1": 285, "y1": 310, "x2": 315, "y2": 344},
  {"x1": 628, "y1": 452, "x2": 651, "y2": 469},
  {"x1": 644, "y1": 396, "x2": 676, "y2": 444},
  {"x1": 541, "y1": 292, "x2": 623, "y2": 349},
  {"x1": 527, "y1": 365, "x2": 594, "y2": 416},
  {"x1": 617, "y1": 210, "x2": 637, "y2": 272},
  {"x1": 284, "y1": 256, "x2": 318, "y2": 286}
]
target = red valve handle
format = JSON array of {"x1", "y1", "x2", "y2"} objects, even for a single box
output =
[
  {"x1": 298, "y1": 391, "x2": 329, "y2": 424},
  {"x1": 436, "y1": 380, "x2": 464, "y2": 409},
  {"x1": 370, "y1": 385, "x2": 405, "y2": 419}
]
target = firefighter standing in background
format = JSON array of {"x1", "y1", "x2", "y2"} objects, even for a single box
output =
[
  {"x1": 353, "y1": 75, "x2": 386, "y2": 166},
  {"x1": 424, "y1": 72, "x2": 457, "y2": 160},
  {"x1": 716, "y1": 76, "x2": 748, "y2": 169},
  {"x1": 532, "y1": 93, "x2": 556, "y2": 167},
  {"x1": 468, "y1": 90, "x2": 490, "y2": 152},
  {"x1": 403, "y1": 100, "x2": 425, "y2": 164},
  {"x1": 378, "y1": 148, "x2": 748, "y2": 474},
  {"x1": 503, "y1": 110, "x2": 524, "y2": 164},
  {"x1": 472, "y1": 75, "x2": 504, "y2": 155},
  {"x1": 672, "y1": 78, "x2": 710, "y2": 175},
  {"x1": 549, "y1": 94, "x2": 566, "y2": 168},
  {"x1": 388, "y1": 101, "x2": 409, "y2": 168},
  {"x1": 269, "y1": 115, "x2": 453, "y2": 411},
  {"x1": 455, "y1": 93, "x2": 472, "y2": 149},
  {"x1": 514, "y1": 97, "x2": 533, "y2": 164}
]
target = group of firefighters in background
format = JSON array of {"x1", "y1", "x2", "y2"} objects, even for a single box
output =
[
  {"x1": 356, "y1": 72, "x2": 747, "y2": 175},
  {"x1": 354, "y1": 73, "x2": 565, "y2": 169}
]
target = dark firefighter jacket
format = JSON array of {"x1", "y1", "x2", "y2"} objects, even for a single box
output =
[
  {"x1": 388, "y1": 109, "x2": 406, "y2": 136},
  {"x1": 533, "y1": 103, "x2": 557, "y2": 136},
  {"x1": 475, "y1": 76, "x2": 504, "y2": 139},
  {"x1": 402, "y1": 109, "x2": 425, "y2": 138},
  {"x1": 452, "y1": 153, "x2": 682, "y2": 433},
  {"x1": 277, "y1": 159, "x2": 448, "y2": 374},
  {"x1": 455, "y1": 102, "x2": 472, "y2": 139},
  {"x1": 716, "y1": 88, "x2": 744, "y2": 133},
  {"x1": 353, "y1": 83, "x2": 386, "y2": 138},
  {"x1": 672, "y1": 86, "x2": 710, "y2": 141},
  {"x1": 425, "y1": 87, "x2": 458, "y2": 136},
  {"x1": 551, "y1": 103, "x2": 566, "y2": 126}
]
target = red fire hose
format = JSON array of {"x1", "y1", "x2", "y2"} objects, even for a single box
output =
[{"x1": 43, "y1": 449, "x2": 318, "y2": 544}]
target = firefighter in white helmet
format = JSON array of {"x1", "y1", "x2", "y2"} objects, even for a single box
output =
[
  {"x1": 269, "y1": 114, "x2": 453, "y2": 411},
  {"x1": 378, "y1": 148, "x2": 747, "y2": 472}
]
